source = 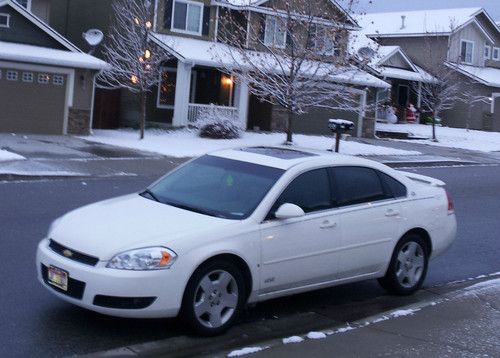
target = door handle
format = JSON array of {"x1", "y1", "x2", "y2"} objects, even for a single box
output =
[
  {"x1": 385, "y1": 209, "x2": 400, "y2": 217},
  {"x1": 320, "y1": 220, "x2": 337, "y2": 229}
]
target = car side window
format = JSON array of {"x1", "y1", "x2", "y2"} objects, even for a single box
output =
[
  {"x1": 378, "y1": 171, "x2": 408, "y2": 198},
  {"x1": 331, "y1": 166, "x2": 387, "y2": 206},
  {"x1": 270, "y1": 168, "x2": 332, "y2": 216}
]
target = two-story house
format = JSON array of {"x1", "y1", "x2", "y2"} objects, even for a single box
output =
[
  {"x1": 0, "y1": 0, "x2": 106, "y2": 135},
  {"x1": 46, "y1": 0, "x2": 390, "y2": 137},
  {"x1": 359, "y1": 8, "x2": 500, "y2": 132}
]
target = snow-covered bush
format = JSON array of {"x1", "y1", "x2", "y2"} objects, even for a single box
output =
[{"x1": 196, "y1": 106, "x2": 241, "y2": 139}]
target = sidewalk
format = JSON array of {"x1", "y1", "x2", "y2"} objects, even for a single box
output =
[{"x1": 223, "y1": 277, "x2": 500, "y2": 358}]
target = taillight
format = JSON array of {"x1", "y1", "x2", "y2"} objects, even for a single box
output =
[{"x1": 446, "y1": 190, "x2": 454, "y2": 214}]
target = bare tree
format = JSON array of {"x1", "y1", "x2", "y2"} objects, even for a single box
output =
[
  {"x1": 98, "y1": 0, "x2": 171, "y2": 139},
  {"x1": 214, "y1": 0, "x2": 363, "y2": 143},
  {"x1": 412, "y1": 63, "x2": 463, "y2": 141}
]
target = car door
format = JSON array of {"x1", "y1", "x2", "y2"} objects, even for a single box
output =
[
  {"x1": 259, "y1": 168, "x2": 341, "y2": 294},
  {"x1": 330, "y1": 166, "x2": 404, "y2": 279}
]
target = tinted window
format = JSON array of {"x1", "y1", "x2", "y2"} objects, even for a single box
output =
[
  {"x1": 271, "y1": 169, "x2": 332, "y2": 215},
  {"x1": 332, "y1": 167, "x2": 386, "y2": 206},
  {"x1": 149, "y1": 156, "x2": 284, "y2": 220},
  {"x1": 379, "y1": 172, "x2": 407, "y2": 198}
]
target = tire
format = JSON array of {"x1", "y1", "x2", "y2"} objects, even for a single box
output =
[
  {"x1": 181, "y1": 260, "x2": 246, "y2": 336},
  {"x1": 378, "y1": 234, "x2": 429, "y2": 295}
]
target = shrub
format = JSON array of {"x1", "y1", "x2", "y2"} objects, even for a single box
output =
[{"x1": 199, "y1": 120, "x2": 241, "y2": 139}]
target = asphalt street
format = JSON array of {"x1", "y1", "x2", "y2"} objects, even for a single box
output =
[{"x1": 0, "y1": 165, "x2": 499, "y2": 357}]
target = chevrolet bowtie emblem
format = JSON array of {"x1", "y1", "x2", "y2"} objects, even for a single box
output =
[{"x1": 63, "y1": 249, "x2": 73, "y2": 258}]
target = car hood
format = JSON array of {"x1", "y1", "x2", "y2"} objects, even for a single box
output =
[{"x1": 49, "y1": 194, "x2": 234, "y2": 260}]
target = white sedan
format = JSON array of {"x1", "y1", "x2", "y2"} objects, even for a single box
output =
[{"x1": 37, "y1": 147, "x2": 456, "y2": 335}]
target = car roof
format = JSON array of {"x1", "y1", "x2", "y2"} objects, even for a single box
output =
[{"x1": 208, "y1": 146, "x2": 382, "y2": 171}]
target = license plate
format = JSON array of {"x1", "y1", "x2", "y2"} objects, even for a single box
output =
[{"x1": 48, "y1": 265, "x2": 68, "y2": 291}]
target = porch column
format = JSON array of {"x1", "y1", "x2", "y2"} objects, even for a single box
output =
[
  {"x1": 417, "y1": 81, "x2": 422, "y2": 108},
  {"x1": 357, "y1": 90, "x2": 367, "y2": 138},
  {"x1": 173, "y1": 62, "x2": 193, "y2": 127},
  {"x1": 235, "y1": 78, "x2": 249, "y2": 129}
]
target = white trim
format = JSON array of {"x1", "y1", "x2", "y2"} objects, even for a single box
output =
[
  {"x1": 156, "y1": 66, "x2": 177, "y2": 109},
  {"x1": 460, "y1": 39, "x2": 474, "y2": 64},
  {"x1": 153, "y1": 0, "x2": 159, "y2": 32},
  {"x1": 484, "y1": 45, "x2": 491, "y2": 59},
  {"x1": 170, "y1": 0, "x2": 204, "y2": 36},
  {"x1": 0, "y1": 60, "x2": 75, "y2": 134},
  {"x1": 378, "y1": 47, "x2": 418, "y2": 73},
  {"x1": 214, "y1": 5, "x2": 219, "y2": 41},
  {"x1": 245, "y1": 10, "x2": 251, "y2": 48},
  {"x1": 14, "y1": 0, "x2": 31, "y2": 11},
  {"x1": 491, "y1": 93, "x2": 500, "y2": 113},
  {"x1": 88, "y1": 73, "x2": 96, "y2": 134},
  {"x1": 493, "y1": 47, "x2": 500, "y2": 61},
  {"x1": 0, "y1": 12, "x2": 10, "y2": 28},
  {"x1": 460, "y1": 18, "x2": 495, "y2": 45},
  {"x1": 22, "y1": 71, "x2": 33, "y2": 82}
]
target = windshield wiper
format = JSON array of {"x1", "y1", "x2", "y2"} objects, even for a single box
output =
[
  {"x1": 140, "y1": 189, "x2": 161, "y2": 203},
  {"x1": 164, "y1": 200, "x2": 227, "y2": 218}
]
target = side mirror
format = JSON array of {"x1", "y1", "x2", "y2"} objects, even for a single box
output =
[{"x1": 274, "y1": 203, "x2": 305, "y2": 220}]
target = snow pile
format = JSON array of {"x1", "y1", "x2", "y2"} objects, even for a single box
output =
[
  {"x1": 227, "y1": 347, "x2": 267, "y2": 357},
  {"x1": 82, "y1": 129, "x2": 420, "y2": 158},
  {"x1": 282, "y1": 336, "x2": 304, "y2": 344},
  {"x1": 307, "y1": 331, "x2": 327, "y2": 340},
  {"x1": 390, "y1": 308, "x2": 420, "y2": 318},
  {"x1": 377, "y1": 123, "x2": 500, "y2": 153},
  {"x1": 0, "y1": 149, "x2": 26, "y2": 162},
  {"x1": 457, "y1": 278, "x2": 500, "y2": 298}
]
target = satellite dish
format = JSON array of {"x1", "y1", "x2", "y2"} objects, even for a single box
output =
[
  {"x1": 357, "y1": 46, "x2": 376, "y2": 60},
  {"x1": 82, "y1": 29, "x2": 104, "y2": 47}
]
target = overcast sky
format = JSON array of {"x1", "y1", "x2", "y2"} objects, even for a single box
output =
[{"x1": 346, "y1": 0, "x2": 500, "y2": 20}]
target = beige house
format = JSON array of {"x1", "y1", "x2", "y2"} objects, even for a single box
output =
[
  {"x1": 0, "y1": 0, "x2": 106, "y2": 135},
  {"x1": 359, "y1": 8, "x2": 500, "y2": 132}
]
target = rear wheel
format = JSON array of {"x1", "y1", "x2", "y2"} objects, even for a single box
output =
[
  {"x1": 379, "y1": 234, "x2": 429, "y2": 295},
  {"x1": 181, "y1": 260, "x2": 245, "y2": 336}
]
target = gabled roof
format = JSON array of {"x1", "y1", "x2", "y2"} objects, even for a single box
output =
[
  {"x1": 0, "y1": 0, "x2": 80, "y2": 52},
  {"x1": 359, "y1": 7, "x2": 499, "y2": 41},
  {"x1": 212, "y1": 0, "x2": 359, "y2": 29},
  {"x1": 349, "y1": 33, "x2": 436, "y2": 83}
]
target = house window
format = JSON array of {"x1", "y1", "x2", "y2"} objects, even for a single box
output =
[
  {"x1": 6, "y1": 70, "x2": 18, "y2": 81},
  {"x1": 53, "y1": 74, "x2": 64, "y2": 85},
  {"x1": 0, "y1": 13, "x2": 10, "y2": 28},
  {"x1": 264, "y1": 16, "x2": 287, "y2": 48},
  {"x1": 38, "y1": 73, "x2": 50, "y2": 84},
  {"x1": 313, "y1": 25, "x2": 337, "y2": 56},
  {"x1": 460, "y1": 40, "x2": 474, "y2": 64},
  {"x1": 171, "y1": 0, "x2": 203, "y2": 35},
  {"x1": 14, "y1": 0, "x2": 31, "y2": 10},
  {"x1": 157, "y1": 68, "x2": 177, "y2": 108},
  {"x1": 484, "y1": 45, "x2": 491, "y2": 59},
  {"x1": 493, "y1": 47, "x2": 500, "y2": 61},
  {"x1": 22, "y1": 72, "x2": 33, "y2": 82}
]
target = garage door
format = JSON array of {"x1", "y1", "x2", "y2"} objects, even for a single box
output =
[{"x1": 0, "y1": 68, "x2": 67, "y2": 134}]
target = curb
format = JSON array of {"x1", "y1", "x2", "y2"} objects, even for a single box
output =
[{"x1": 73, "y1": 272, "x2": 500, "y2": 358}]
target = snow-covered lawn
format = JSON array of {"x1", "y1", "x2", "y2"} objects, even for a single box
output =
[
  {"x1": 0, "y1": 149, "x2": 25, "y2": 162},
  {"x1": 82, "y1": 129, "x2": 420, "y2": 158},
  {"x1": 377, "y1": 123, "x2": 500, "y2": 153}
]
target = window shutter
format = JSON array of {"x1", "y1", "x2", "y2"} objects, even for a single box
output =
[
  {"x1": 164, "y1": 0, "x2": 173, "y2": 30},
  {"x1": 202, "y1": 6, "x2": 211, "y2": 36}
]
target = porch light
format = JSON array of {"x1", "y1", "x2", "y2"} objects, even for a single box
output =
[{"x1": 222, "y1": 76, "x2": 233, "y2": 86}]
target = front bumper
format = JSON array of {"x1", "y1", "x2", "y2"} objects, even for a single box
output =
[{"x1": 36, "y1": 239, "x2": 184, "y2": 318}]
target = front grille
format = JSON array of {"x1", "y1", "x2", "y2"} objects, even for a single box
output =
[
  {"x1": 41, "y1": 264, "x2": 86, "y2": 300},
  {"x1": 93, "y1": 295, "x2": 157, "y2": 309},
  {"x1": 49, "y1": 239, "x2": 99, "y2": 266}
]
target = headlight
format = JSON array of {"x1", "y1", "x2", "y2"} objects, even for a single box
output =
[{"x1": 106, "y1": 247, "x2": 177, "y2": 270}]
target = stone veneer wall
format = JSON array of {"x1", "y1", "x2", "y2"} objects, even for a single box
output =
[{"x1": 67, "y1": 108, "x2": 91, "y2": 135}]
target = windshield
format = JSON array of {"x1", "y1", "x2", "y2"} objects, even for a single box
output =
[{"x1": 146, "y1": 155, "x2": 284, "y2": 220}]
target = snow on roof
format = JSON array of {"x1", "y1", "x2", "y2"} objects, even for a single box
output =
[
  {"x1": 150, "y1": 33, "x2": 390, "y2": 88},
  {"x1": 445, "y1": 62, "x2": 500, "y2": 88},
  {"x1": 358, "y1": 8, "x2": 483, "y2": 37},
  {"x1": 0, "y1": 41, "x2": 108, "y2": 70},
  {"x1": 380, "y1": 66, "x2": 437, "y2": 83}
]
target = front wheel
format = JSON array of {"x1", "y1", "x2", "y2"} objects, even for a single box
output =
[
  {"x1": 181, "y1": 260, "x2": 245, "y2": 336},
  {"x1": 379, "y1": 234, "x2": 429, "y2": 295}
]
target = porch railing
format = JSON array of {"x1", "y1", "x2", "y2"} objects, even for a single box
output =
[{"x1": 187, "y1": 103, "x2": 239, "y2": 124}]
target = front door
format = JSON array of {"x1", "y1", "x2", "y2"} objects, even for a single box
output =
[{"x1": 259, "y1": 168, "x2": 341, "y2": 294}]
